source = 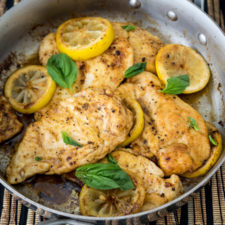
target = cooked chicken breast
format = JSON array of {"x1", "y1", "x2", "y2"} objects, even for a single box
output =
[
  {"x1": 111, "y1": 22, "x2": 129, "y2": 39},
  {"x1": 78, "y1": 37, "x2": 133, "y2": 90},
  {"x1": 34, "y1": 70, "x2": 83, "y2": 120},
  {"x1": 6, "y1": 88, "x2": 133, "y2": 184},
  {"x1": 111, "y1": 150, "x2": 183, "y2": 207},
  {"x1": 0, "y1": 96, "x2": 23, "y2": 143},
  {"x1": 126, "y1": 113, "x2": 155, "y2": 159},
  {"x1": 37, "y1": 34, "x2": 133, "y2": 118},
  {"x1": 112, "y1": 22, "x2": 164, "y2": 73},
  {"x1": 116, "y1": 72, "x2": 211, "y2": 175},
  {"x1": 39, "y1": 32, "x2": 133, "y2": 91},
  {"x1": 39, "y1": 33, "x2": 59, "y2": 66}
]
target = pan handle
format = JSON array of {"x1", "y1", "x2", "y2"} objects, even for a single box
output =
[
  {"x1": 194, "y1": 0, "x2": 205, "y2": 11},
  {"x1": 37, "y1": 218, "x2": 96, "y2": 225}
]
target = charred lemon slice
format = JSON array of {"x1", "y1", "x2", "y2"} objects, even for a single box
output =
[
  {"x1": 182, "y1": 122, "x2": 222, "y2": 178},
  {"x1": 120, "y1": 97, "x2": 144, "y2": 147},
  {"x1": 4, "y1": 66, "x2": 56, "y2": 114},
  {"x1": 155, "y1": 44, "x2": 210, "y2": 94},
  {"x1": 79, "y1": 176, "x2": 145, "y2": 217},
  {"x1": 56, "y1": 17, "x2": 114, "y2": 60}
]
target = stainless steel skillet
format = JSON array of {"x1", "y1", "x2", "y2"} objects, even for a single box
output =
[{"x1": 0, "y1": 0, "x2": 224, "y2": 224}]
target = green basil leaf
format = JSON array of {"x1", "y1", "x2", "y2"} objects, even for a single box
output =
[
  {"x1": 83, "y1": 174, "x2": 120, "y2": 190},
  {"x1": 62, "y1": 131, "x2": 82, "y2": 147},
  {"x1": 121, "y1": 25, "x2": 136, "y2": 31},
  {"x1": 160, "y1": 74, "x2": 190, "y2": 94},
  {"x1": 47, "y1": 53, "x2": 78, "y2": 90},
  {"x1": 209, "y1": 135, "x2": 217, "y2": 146},
  {"x1": 75, "y1": 163, "x2": 134, "y2": 191},
  {"x1": 124, "y1": 62, "x2": 147, "y2": 78},
  {"x1": 35, "y1": 156, "x2": 42, "y2": 161},
  {"x1": 188, "y1": 117, "x2": 199, "y2": 131},
  {"x1": 107, "y1": 154, "x2": 117, "y2": 164}
]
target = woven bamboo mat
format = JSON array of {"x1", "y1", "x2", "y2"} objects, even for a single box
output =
[{"x1": 0, "y1": 0, "x2": 224, "y2": 224}]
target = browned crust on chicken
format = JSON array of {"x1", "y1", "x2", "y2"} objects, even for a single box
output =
[
  {"x1": 0, "y1": 96, "x2": 23, "y2": 143},
  {"x1": 78, "y1": 37, "x2": 133, "y2": 90},
  {"x1": 116, "y1": 72, "x2": 210, "y2": 175},
  {"x1": 6, "y1": 88, "x2": 133, "y2": 184},
  {"x1": 112, "y1": 22, "x2": 164, "y2": 73}
]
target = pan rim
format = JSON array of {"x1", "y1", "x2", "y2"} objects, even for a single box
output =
[{"x1": 0, "y1": 0, "x2": 224, "y2": 221}]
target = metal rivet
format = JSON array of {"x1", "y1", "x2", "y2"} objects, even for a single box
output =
[
  {"x1": 167, "y1": 11, "x2": 178, "y2": 21},
  {"x1": 198, "y1": 33, "x2": 207, "y2": 45},
  {"x1": 129, "y1": 0, "x2": 141, "y2": 8}
]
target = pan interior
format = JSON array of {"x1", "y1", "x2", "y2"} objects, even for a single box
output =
[{"x1": 0, "y1": 0, "x2": 224, "y2": 217}]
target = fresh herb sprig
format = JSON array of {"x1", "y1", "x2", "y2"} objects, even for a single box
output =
[
  {"x1": 62, "y1": 131, "x2": 82, "y2": 147},
  {"x1": 47, "y1": 53, "x2": 78, "y2": 91},
  {"x1": 160, "y1": 74, "x2": 190, "y2": 95},
  {"x1": 75, "y1": 155, "x2": 134, "y2": 191},
  {"x1": 121, "y1": 25, "x2": 136, "y2": 31},
  {"x1": 188, "y1": 117, "x2": 199, "y2": 131},
  {"x1": 124, "y1": 62, "x2": 147, "y2": 78}
]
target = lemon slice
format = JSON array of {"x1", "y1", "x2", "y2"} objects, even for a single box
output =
[
  {"x1": 56, "y1": 17, "x2": 114, "y2": 60},
  {"x1": 120, "y1": 97, "x2": 144, "y2": 147},
  {"x1": 155, "y1": 44, "x2": 210, "y2": 94},
  {"x1": 79, "y1": 176, "x2": 145, "y2": 217},
  {"x1": 182, "y1": 122, "x2": 222, "y2": 178},
  {"x1": 4, "y1": 65, "x2": 56, "y2": 114}
]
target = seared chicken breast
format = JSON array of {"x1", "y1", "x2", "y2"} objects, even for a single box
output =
[
  {"x1": 39, "y1": 33, "x2": 59, "y2": 66},
  {"x1": 7, "y1": 88, "x2": 133, "y2": 184},
  {"x1": 112, "y1": 22, "x2": 164, "y2": 73},
  {"x1": 39, "y1": 32, "x2": 133, "y2": 91},
  {"x1": 0, "y1": 96, "x2": 23, "y2": 143},
  {"x1": 78, "y1": 37, "x2": 133, "y2": 90},
  {"x1": 34, "y1": 70, "x2": 83, "y2": 120},
  {"x1": 116, "y1": 72, "x2": 211, "y2": 175},
  {"x1": 111, "y1": 150, "x2": 183, "y2": 206},
  {"x1": 37, "y1": 34, "x2": 133, "y2": 119}
]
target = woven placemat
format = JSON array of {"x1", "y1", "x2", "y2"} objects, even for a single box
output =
[{"x1": 0, "y1": 0, "x2": 224, "y2": 224}]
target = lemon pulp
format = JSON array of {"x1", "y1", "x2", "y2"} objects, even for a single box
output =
[
  {"x1": 4, "y1": 65, "x2": 56, "y2": 114},
  {"x1": 155, "y1": 44, "x2": 210, "y2": 94},
  {"x1": 56, "y1": 17, "x2": 114, "y2": 60}
]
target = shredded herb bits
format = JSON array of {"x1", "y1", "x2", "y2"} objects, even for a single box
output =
[
  {"x1": 62, "y1": 131, "x2": 82, "y2": 147},
  {"x1": 124, "y1": 62, "x2": 147, "y2": 78},
  {"x1": 121, "y1": 25, "x2": 136, "y2": 31},
  {"x1": 188, "y1": 117, "x2": 199, "y2": 131},
  {"x1": 209, "y1": 135, "x2": 217, "y2": 146},
  {"x1": 35, "y1": 156, "x2": 42, "y2": 161}
]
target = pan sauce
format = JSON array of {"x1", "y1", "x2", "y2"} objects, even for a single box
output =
[{"x1": 0, "y1": 52, "x2": 214, "y2": 213}]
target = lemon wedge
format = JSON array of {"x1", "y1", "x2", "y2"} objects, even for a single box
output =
[
  {"x1": 4, "y1": 65, "x2": 56, "y2": 114},
  {"x1": 56, "y1": 17, "x2": 114, "y2": 60},
  {"x1": 155, "y1": 44, "x2": 210, "y2": 94},
  {"x1": 182, "y1": 122, "x2": 222, "y2": 178},
  {"x1": 120, "y1": 97, "x2": 144, "y2": 147},
  {"x1": 79, "y1": 176, "x2": 145, "y2": 217}
]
